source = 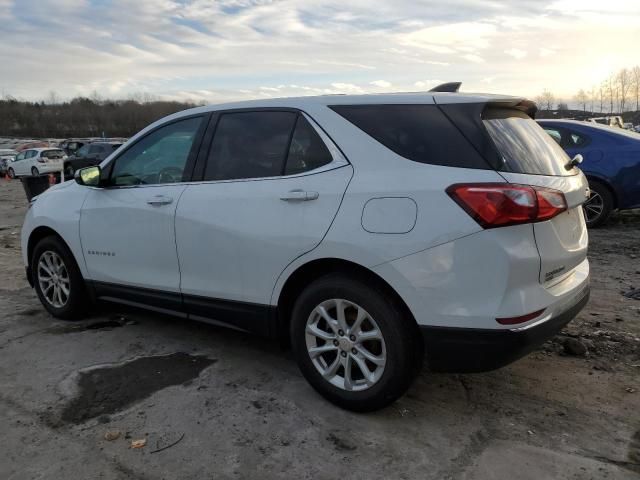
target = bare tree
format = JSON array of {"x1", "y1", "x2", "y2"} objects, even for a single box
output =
[
  {"x1": 632, "y1": 66, "x2": 640, "y2": 111},
  {"x1": 589, "y1": 86, "x2": 596, "y2": 113},
  {"x1": 616, "y1": 68, "x2": 631, "y2": 113},
  {"x1": 535, "y1": 89, "x2": 555, "y2": 111},
  {"x1": 598, "y1": 84, "x2": 605, "y2": 113},
  {"x1": 574, "y1": 89, "x2": 588, "y2": 112},
  {"x1": 47, "y1": 91, "x2": 59, "y2": 105},
  {"x1": 605, "y1": 78, "x2": 614, "y2": 113}
]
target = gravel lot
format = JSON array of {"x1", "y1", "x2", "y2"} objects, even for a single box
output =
[{"x1": 1, "y1": 178, "x2": 639, "y2": 480}]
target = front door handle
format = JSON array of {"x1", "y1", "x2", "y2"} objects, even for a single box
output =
[
  {"x1": 280, "y1": 190, "x2": 319, "y2": 202},
  {"x1": 146, "y1": 195, "x2": 173, "y2": 206}
]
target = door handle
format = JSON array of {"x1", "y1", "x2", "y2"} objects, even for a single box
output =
[
  {"x1": 280, "y1": 190, "x2": 319, "y2": 202},
  {"x1": 146, "y1": 195, "x2": 173, "y2": 206}
]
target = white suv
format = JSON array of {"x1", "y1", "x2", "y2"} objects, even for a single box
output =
[
  {"x1": 21, "y1": 93, "x2": 590, "y2": 411},
  {"x1": 8, "y1": 148, "x2": 65, "y2": 178}
]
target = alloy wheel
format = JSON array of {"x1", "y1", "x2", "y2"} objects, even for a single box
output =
[
  {"x1": 305, "y1": 298, "x2": 386, "y2": 391},
  {"x1": 583, "y1": 191, "x2": 604, "y2": 224},
  {"x1": 37, "y1": 250, "x2": 70, "y2": 308}
]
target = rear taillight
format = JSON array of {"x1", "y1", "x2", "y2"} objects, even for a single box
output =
[
  {"x1": 37, "y1": 157, "x2": 46, "y2": 163},
  {"x1": 446, "y1": 183, "x2": 567, "y2": 228}
]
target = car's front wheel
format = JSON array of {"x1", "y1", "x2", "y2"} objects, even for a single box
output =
[
  {"x1": 32, "y1": 235, "x2": 89, "y2": 320},
  {"x1": 8, "y1": 168, "x2": 15, "y2": 179},
  {"x1": 291, "y1": 274, "x2": 422, "y2": 411}
]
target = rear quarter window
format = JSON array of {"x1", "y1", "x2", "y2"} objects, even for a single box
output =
[
  {"x1": 42, "y1": 150, "x2": 65, "y2": 159},
  {"x1": 330, "y1": 104, "x2": 490, "y2": 169}
]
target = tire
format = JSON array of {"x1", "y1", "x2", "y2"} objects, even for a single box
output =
[
  {"x1": 583, "y1": 181, "x2": 613, "y2": 228},
  {"x1": 8, "y1": 168, "x2": 15, "y2": 179},
  {"x1": 290, "y1": 274, "x2": 422, "y2": 412},
  {"x1": 31, "y1": 166, "x2": 39, "y2": 177},
  {"x1": 31, "y1": 235, "x2": 89, "y2": 320}
]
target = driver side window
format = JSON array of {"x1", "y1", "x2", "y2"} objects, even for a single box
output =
[{"x1": 110, "y1": 116, "x2": 203, "y2": 186}]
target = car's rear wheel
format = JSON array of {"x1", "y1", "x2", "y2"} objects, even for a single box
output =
[
  {"x1": 8, "y1": 168, "x2": 15, "y2": 179},
  {"x1": 290, "y1": 274, "x2": 421, "y2": 412},
  {"x1": 583, "y1": 181, "x2": 613, "y2": 228},
  {"x1": 32, "y1": 236, "x2": 89, "y2": 320},
  {"x1": 31, "y1": 166, "x2": 39, "y2": 176}
]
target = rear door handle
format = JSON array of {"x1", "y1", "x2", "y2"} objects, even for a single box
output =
[
  {"x1": 146, "y1": 195, "x2": 173, "y2": 206},
  {"x1": 280, "y1": 190, "x2": 319, "y2": 202}
]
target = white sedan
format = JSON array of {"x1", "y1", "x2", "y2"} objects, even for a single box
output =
[{"x1": 7, "y1": 148, "x2": 66, "y2": 178}]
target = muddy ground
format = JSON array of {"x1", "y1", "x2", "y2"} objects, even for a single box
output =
[{"x1": 0, "y1": 178, "x2": 638, "y2": 480}]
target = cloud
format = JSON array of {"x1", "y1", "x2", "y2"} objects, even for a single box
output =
[
  {"x1": 504, "y1": 48, "x2": 527, "y2": 59},
  {"x1": 0, "y1": 0, "x2": 638, "y2": 102},
  {"x1": 370, "y1": 80, "x2": 392, "y2": 88}
]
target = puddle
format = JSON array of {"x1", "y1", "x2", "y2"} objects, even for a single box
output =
[
  {"x1": 46, "y1": 316, "x2": 135, "y2": 334},
  {"x1": 60, "y1": 352, "x2": 216, "y2": 424}
]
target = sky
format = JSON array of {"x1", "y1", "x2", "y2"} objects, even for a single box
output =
[{"x1": 0, "y1": 0, "x2": 639, "y2": 104}]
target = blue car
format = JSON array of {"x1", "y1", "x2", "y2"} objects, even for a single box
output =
[{"x1": 537, "y1": 119, "x2": 640, "y2": 226}]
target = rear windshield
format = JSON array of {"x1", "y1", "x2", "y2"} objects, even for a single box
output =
[
  {"x1": 483, "y1": 109, "x2": 574, "y2": 176},
  {"x1": 41, "y1": 149, "x2": 65, "y2": 159}
]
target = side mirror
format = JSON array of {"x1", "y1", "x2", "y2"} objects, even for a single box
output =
[{"x1": 75, "y1": 166, "x2": 102, "y2": 187}]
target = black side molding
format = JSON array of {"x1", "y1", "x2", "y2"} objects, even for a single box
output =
[
  {"x1": 91, "y1": 281, "x2": 276, "y2": 338},
  {"x1": 429, "y1": 82, "x2": 462, "y2": 93}
]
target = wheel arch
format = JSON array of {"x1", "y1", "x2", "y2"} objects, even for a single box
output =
[
  {"x1": 27, "y1": 226, "x2": 72, "y2": 270},
  {"x1": 275, "y1": 257, "x2": 419, "y2": 344}
]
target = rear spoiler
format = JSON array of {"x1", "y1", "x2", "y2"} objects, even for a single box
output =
[{"x1": 429, "y1": 82, "x2": 462, "y2": 93}]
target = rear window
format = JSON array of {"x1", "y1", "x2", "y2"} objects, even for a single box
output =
[
  {"x1": 41, "y1": 149, "x2": 65, "y2": 159},
  {"x1": 483, "y1": 109, "x2": 573, "y2": 176},
  {"x1": 330, "y1": 104, "x2": 490, "y2": 169}
]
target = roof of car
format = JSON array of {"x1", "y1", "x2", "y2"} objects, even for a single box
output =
[
  {"x1": 26, "y1": 147, "x2": 65, "y2": 152},
  {"x1": 538, "y1": 118, "x2": 640, "y2": 140},
  {"x1": 200, "y1": 91, "x2": 521, "y2": 110}
]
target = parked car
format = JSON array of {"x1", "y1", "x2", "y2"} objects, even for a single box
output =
[
  {"x1": 22, "y1": 93, "x2": 590, "y2": 411},
  {"x1": 0, "y1": 149, "x2": 17, "y2": 176},
  {"x1": 64, "y1": 141, "x2": 123, "y2": 176},
  {"x1": 16, "y1": 141, "x2": 52, "y2": 152},
  {"x1": 6, "y1": 148, "x2": 66, "y2": 178},
  {"x1": 587, "y1": 116, "x2": 624, "y2": 129},
  {"x1": 58, "y1": 139, "x2": 87, "y2": 157},
  {"x1": 538, "y1": 119, "x2": 640, "y2": 227}
]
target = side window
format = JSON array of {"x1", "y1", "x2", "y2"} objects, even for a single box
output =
[
  {"x1": 76, "y1": 145, "x2": 90, "y2": 157},
  {"x1": 543, "y1": 128, "x2": 562, "y2": 146},
  {"x1": 284, "y1": 116, "x2": 333, "y2": 175},
  {"x1": 205, "y1": 111, "x2": 297, "y2": 181},
  {"x1": 569, "y1": 132, "x2": 589, "y2": 147},
  {"x1": 89, "y1": 145, "x2": 103, "y2": 154},
  {"x1": 331, "y1": 104, "x2": 487, "y2": 169},
  {"x1": 110, "y1": 116, "x2": 203, "y2": 186},
  {"x1": 26, "y1": 150, "x2": 37, "y2": 159},
  {"x1": 15, "y1": 152, "x2": 26, "y2": 161}
]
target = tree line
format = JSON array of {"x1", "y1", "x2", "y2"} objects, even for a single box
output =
[
  {"x1": 0, "y1": 93, "x2": 199, "y2": 139},
  {"x1": 536, "y1": 65, "x2": 640, "y2": 115}
]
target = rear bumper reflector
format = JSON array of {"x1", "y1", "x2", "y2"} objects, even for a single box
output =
[{"x1": 496, "y1": 308, "x2": 546, "y2": 325}]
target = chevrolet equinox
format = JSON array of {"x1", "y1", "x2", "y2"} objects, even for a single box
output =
[{"x1": 22, "y1": 91, "x2": 590, "y2": 411}]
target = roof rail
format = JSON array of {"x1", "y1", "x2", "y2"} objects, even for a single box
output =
[{"x1": 429, "y1": 82, "x2": 462, "y2": 93}]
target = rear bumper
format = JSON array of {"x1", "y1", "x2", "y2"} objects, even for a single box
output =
[{"x1": 421, "y1": 284, "x2": 590, "y2": 373}]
